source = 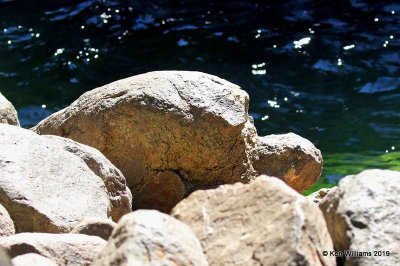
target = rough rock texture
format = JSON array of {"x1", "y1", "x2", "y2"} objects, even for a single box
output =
[
  {"x1": 0, "y1": 203, "x2": 15, "y2": 236},
  {"x1": 171, "y1": 176, "x2": 335, "y2": 266},
  {"x1": 0, "y1": 92, "x2": 19, "y2": 126},
  {"x1": 251, "y1": 133, "x2": 322, "y2": 192},
  {"x1": 92, "y1": 210, "x2": 208, "y2": 266},
  {"x1": 307, "y1": 187, "x2": 337, "y2": 204},
  {"x1": 0, "y1": 124, "x2": 132, "y2": 233},
  {"x1": 12, "y1": 253, "x2": 57, "y2": 266},
  {"x1": 320, "y1": 169, "x2": 400, "y2": 266},
  {"x1": 71, "y1": 219, "x2": 117, "y2": 240},
  {"x1": 0, "y1": 233, "x2": 106, "y2": 266},
  {"x1": 33, "y1": 71, "x2": 322, "y2": 211}
]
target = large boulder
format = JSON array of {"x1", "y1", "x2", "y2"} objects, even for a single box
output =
[
  {"x1": 0, "y1": 203, "x2": 15, "y2": 236},
  {"x1": 0, "y1": 233, "x2": 106, "y2": 266},
  {"x1": 70, "y1": 218, "x2": 117, "y2": 240},
  {"x1": 171, "y1": 176, "x2": 335, "y2": 266},
  {"x1": 92, "y1": 210, "x2": 208, "y2": 266},
  {"x1": 320, "y1": 169, "x2": 400, "y2": 266},
  {"x1": 11, "y1": 253, "x2": 57, "y2": 266},
  {"x1": 0, "y1": 124, "x2": 132, "y2": 233},
  {"x1": 0, "y1": 92, "x2": 19, "y2": 126},
  {"x1": 33, "y1": 71, "x2": 322, "y2": 212}
]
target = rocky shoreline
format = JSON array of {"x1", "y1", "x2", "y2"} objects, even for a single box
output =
[{"x1": 0, "y1": 71, "x2": 398, "y2": 265}]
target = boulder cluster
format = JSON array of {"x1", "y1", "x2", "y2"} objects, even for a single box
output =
[{"x1": 0, "y1": 72, "x2": 398, "y2": 266}]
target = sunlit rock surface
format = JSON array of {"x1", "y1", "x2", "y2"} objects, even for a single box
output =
[
  {"x1": 70, "y1": 218, "x2": 117, "y2": 240},
  {"x1": 252, "y1": 133, "x2": 322, "y2": 192},
  {"x1": 307, "y1": 187, "x2": 337, "y2": 204},
  {"x1": 320, "y1": 169, "x2": 400, "y2": 266},
  {"x1": 0, "y1": 92, "x2": 19, "y2": 126},
  {"x1": 0, "y1": 233, "x2": 106, "y2": 266},
  {"x1": 11, "y1": 254, "x2": 57, "y2": 266},
  {"x1": 171, "y1": 176, "x2": 335, "y2": 266},
  {"x1": 0, "y1": 124, "x2": 132, "y2": 233},
  {"x1": 33, "y1": 71, "x2": 322, "y2": 212},
  {"x1": 92, "y1": 210, "x2": 208, "y2": 266},
  {"x1": 0, "y1": 203, "x2": 15, "y2": 237}
]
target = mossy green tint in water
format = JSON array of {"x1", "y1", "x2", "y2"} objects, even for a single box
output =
[{"x1": 304, "y1": 151, "x2": 400, "y2": 195}]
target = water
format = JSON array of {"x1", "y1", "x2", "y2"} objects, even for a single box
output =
[{"x1": 1, "y1": 0, "x2": 399, "y2": 193}]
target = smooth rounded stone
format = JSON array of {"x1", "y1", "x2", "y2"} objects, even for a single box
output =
[
  {"x1": 70, "y1": 218, "x2": 117, "y2": 240},
  {"x1": 0, "y1": 203, "x2": 15, "y2": 236},
  {"x1": 11, "y1": 253, "x2": 57, "y2": 266},
  {"x1": 0, "y1": 233, "x2": 106, "y2": 266},
  {"x1": 320, "y1": 169, "x2": 400, "y2": 266},
  {"x1": 171, "y1": 176, "x2": 335, "y2": 266},
  {"x1": 0, "y1": 124, "x2": 132, "y2": 233},
  {"x1": 33, "y1": 71, "x2": 322, "y2": 212},
  {"x1": 92, "y1": 210, "x2": 209, "y2": 266},
  {"x1": 33, "y1": 71, "x2": 257, "y2": 212},
  {"x1": 307, "y1": 187, "x2": 337, "y2": 204},
  {"x1": 0, "y1": 92, "x2": 19, "y2": 126},
  {"x1": 251, "y1": 133, "x2": 322, "y2": 192}
]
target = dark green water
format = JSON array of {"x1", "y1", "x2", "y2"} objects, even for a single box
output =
[{"x1": 1, "y1": 0, "x2": 399, "y2": 192}]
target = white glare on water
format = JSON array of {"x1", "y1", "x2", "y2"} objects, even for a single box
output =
[
  {"x1": 343, "y1": 44, "x2": 355, "y2": 50},
  {"x1": 251, "y1": 69, "x2": 266, "y2": 75},
  {"x1": 261, "y1": 115, "x2": 269, "y2": 121},
  {"x1": 294, "y1": 37, "x2": 311, "y2": 49}
]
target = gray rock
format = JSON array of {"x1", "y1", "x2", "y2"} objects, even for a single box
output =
[
  {"x1": 0, "y1": 203, "x2": 15, "y2": 236},
  {"x1": 0, "y1": 124, "x2": 132, "y2": 233},
  {"x1": 71, "y1": 218, "x2": 117, "y2": 240},
  {"x1": 171, "y1": 176, "x2": 335, "y2": 266},
  {"x1": 11, "y1": 253, "x2": 57, "y2": 266},
  {"x1": 32, "y1": 71, "x2": 322, "y2": 212},
  {"x1": 92, "y1": 210, "x2": 209, "y2": 266},
  {"x1": 0, "y1": 233, "x2": 106, "y2": 266},
  {"x1": 0, "y1": 93, "x2": 19, "y2": 126},
  {"x1": 320, "y1": 169, "x2": 400, "y2": 266}
]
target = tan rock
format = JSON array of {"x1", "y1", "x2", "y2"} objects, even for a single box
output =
[
  {"x1": 0, "y1": 233, "x2": 106, "y2": 266},
  {"x1": 171, "y1": 176, "x2": 335, "y2": 266},
  {"x1": 0, "y1": 203, "x2": 15, "y2": 236},
  {"x1": 33, "y1": 71, "x2": 256, "y2": 212},
  {"x1": 0, "y1": 92, "x2": 19, "y2": 126},
  {"x1": 11, "y1": 253, "x2": 57, "y2": 266},
  {"x1": 92, "y1": 210, "x2": 209, "y2": 266},
  {"x1": 33, "y1": 71, "x2": 322, "y2": 211},
  {"x1": 0, "y1": 124, "x2": 131, "y2": 233},
  {"x1": 71, "y1": 218, "x2": 117, "y2": 240},
  {"x1": 307, "y1": 187, "x2": 337, "y2": 204},
  {"x1": 252, "y1": 133, "x2": 322, "y2": 192},
  {"x1": 320, "y1": 169, "x2": 400, "y2": 266}
]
